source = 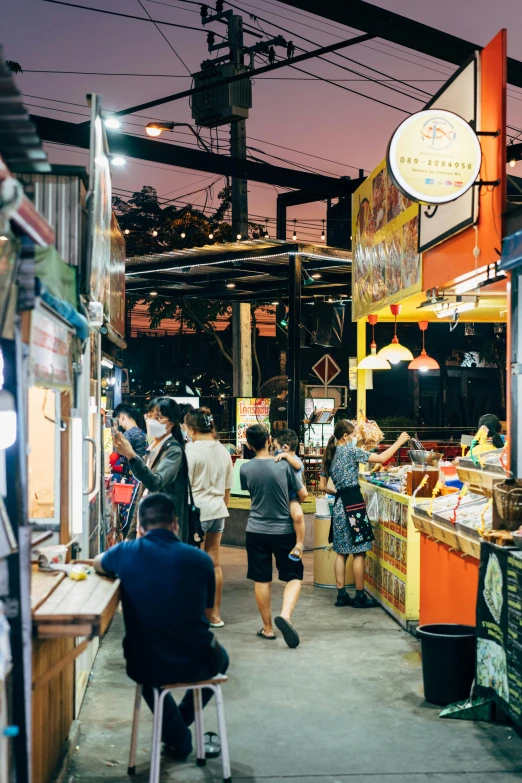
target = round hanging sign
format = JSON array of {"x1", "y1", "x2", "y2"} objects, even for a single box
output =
[{"x1": 387, "y1": 109, "x2": 482, "y2": 205}]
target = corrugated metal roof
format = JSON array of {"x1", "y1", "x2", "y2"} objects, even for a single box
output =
[{"x1": 0, "y1": 57, "x2": 51, "y2": 174}]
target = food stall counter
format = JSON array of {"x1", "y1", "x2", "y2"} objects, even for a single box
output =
[{"x1": 360, "y1": 480, "x2": 420, "y2": 630}]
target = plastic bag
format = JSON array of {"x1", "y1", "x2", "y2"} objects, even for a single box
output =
[
  {"x1": 366, "y1": 489, "x2": 379, "y2": 523},
  {"x1": 352, "y1": 411, "x2": 384, "y2": 452}
]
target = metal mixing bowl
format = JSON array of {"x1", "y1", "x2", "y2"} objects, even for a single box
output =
[{"x1": 408, "y1": 449, "x2": 443, "y2": 466}]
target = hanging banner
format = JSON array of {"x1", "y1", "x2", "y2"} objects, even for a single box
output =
[
  {"x1": 236, "y1": 397, "x2": 270, "y2": 447},
  {"x1": 30, "y1": 304, "x2": 72, "y2": 390},
  {"x1": 351, "y1": 160, "x2": 421, "y2": 322}
]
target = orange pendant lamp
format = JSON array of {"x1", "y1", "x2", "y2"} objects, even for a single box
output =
[
  {"x1": 408, "y1": 321, "x2": 440, "y2": 372},
  {"x1": 377, "y1": 304, "x2": 414, "y2": 364},
  {"x1": 357, "y1": 315, "x2": 391, "y2": 370}
]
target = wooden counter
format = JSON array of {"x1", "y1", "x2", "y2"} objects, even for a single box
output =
[
  {"x1": 31, "y1": 568, "x2": 120, "y2": 783},
  {"x1": 33, "y1": 571, "x2": 120, "y2": 639}
]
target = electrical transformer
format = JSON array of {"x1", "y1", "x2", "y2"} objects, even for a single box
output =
[{"x1": 191, "y1": 63, "x2": 252, "y2": 128}]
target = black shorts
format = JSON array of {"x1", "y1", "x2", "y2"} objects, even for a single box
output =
[{"x1": 246, "y1": 531, "x2": 304, "y2": 583}]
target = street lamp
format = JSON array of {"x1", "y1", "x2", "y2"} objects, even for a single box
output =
[{"x1": 145, "y1": 121, "x2": 212, "y2": 152}]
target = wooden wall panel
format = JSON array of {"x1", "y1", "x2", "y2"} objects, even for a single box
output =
[{"x1": 32, "y1": 638, "x2": 75, "y2": 783}]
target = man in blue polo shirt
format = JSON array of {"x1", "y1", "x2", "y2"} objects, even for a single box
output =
[{"x1": 94, "y1": 492, "x2": 229, "y2": 760}]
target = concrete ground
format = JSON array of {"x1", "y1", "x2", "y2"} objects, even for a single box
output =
[{"x1": 69, "y1": 547, "x2": 522, "y2": 782}]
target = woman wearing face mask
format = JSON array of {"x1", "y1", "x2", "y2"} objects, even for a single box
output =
[
  {"x1": 178, "y1": 403, "x2": 195, "y2": 442},
  {"x1": 319, "y1": 420, "x2": 410, "y2": 609},
  {"x1": 112, "y1": 397, "x2": 189, "y2": 542},
  {"x1": 185, "y1": 408, "x2": 234, "y2": 628}
]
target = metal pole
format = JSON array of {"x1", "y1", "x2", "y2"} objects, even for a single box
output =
[
  {"x1": 288, "y1": 254, "x2": 302, "y2": 435},
  {"x1": 510, "y1": 271, "x2": 522, "y2": 477},
  {"x1": 229, "y1": 13, "x2": 252, "y2": 398},
  {"x1": 276, "y1": 195, "x2": 286, "y2": 240},
  {"x1": 356, "y1": 319, "x2": 367, "y2": 416}
]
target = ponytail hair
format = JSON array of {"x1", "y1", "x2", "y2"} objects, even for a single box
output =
[
  {"x1": 322, "y1": 419, "x2": 355, "y2": 477},
  {"x1": 185, "y1": 407, "x2": 215, "y2": 434}
]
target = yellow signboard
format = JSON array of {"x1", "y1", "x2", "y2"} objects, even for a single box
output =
[
  {"x1": 388, "y1": 109, "x2": 482, "y2": 205},
  {"x1": 236, "y1": 397, "x2": 270, "y2": 447},
  {"x1": 351, "y1": 160, "x2": 421, "y2": 322}
]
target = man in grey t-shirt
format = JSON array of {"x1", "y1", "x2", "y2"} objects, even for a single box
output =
[{"x1": 240, "y1": 425, "x2": 307, "y2": 648}]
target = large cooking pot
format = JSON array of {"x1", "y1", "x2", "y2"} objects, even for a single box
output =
[{"x1": 408, "y1": 449, "x2": 443, "y2": 467}]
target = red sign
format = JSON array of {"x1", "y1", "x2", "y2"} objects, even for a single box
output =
[{"x1": 312, "y1": 354, "x2": 341, "y2": 385}]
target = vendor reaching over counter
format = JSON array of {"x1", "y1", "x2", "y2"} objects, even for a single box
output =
[
  {"x1": 319, "y1": 421, "x2": 410, "y2": 609},
  {"x1": 477, "y1": 413, "x2": 504, "y2": 450}
]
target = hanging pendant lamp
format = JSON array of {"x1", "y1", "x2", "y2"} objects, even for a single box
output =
[
  {"x1": 377, "y1": 304, "x2": 414, "y2": 364},
  {"x1": 357, "y1": 315, "x2": 392, "y2": 370},
  {"x1": 408, "y1": 321, "x2": 440, "y2": 371}
]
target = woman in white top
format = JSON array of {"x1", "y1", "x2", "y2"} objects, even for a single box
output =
[{"x1": 185, "y1": 408, "x2": 234, "y2": 628}]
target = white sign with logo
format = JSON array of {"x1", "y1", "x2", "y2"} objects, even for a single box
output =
[
  {"x1": 30, "y1": 304, "x2": 72, "y2": 390},
  {"x1": 388, "y1": 109, "x2": 482, "y2": 206},
  {"x1": 416, "y1": 55, "x2": 480, "y2": 252}
]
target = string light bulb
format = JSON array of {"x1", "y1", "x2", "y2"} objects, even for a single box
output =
[
  {"x1": 124, "y1": 229, "x2": 130, "y2": 235},
  {"x1": 321, "y1": 219, "x2": 326, "y2": 242},
  {"x1": 292, "y1": 219, "x2": 297, "y2": 241},
  {"x1": 152, "y1": 230, "x2": 158, "y2": 237},
  {"x1": 181, "y1": 231, "x2": 186, "y2": 239},
  {"x1": 509, "y1": 141, "x2": 517, "y2": 168},
  {"x1": 236, "y1": 233, "x2": 242, "y2": 240},
  {"x1": 209, "y1": 232, "x2": 214, "y2": 240}
]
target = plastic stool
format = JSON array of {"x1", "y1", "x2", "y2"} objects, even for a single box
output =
[{"x1": 128, "y1": 675, "x2": 231, "y2": 782}]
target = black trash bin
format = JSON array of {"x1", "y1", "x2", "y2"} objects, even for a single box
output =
[{"x1": 417, "y1": 624, "x2": 476, "y2": 706}]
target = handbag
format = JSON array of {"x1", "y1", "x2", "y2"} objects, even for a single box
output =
[
  {"x1": 182, "y1": 451, "x2": 205, "y2": 548},
  {"x1": 333, "y1": 487, "x2": 374, "y2": 548}
]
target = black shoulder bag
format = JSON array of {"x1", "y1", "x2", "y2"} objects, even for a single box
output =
[{"x1": 182, "y1": 450, "x2": 205, "y2": 548}]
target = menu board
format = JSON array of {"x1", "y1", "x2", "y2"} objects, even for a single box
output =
[
  {"x1": 236, "y1": 398, "x2": 270, "y2": 447},
  {"x1": 476, "y1": 543, "x2": 522, "y2": 725},
  {"x1": 351, "y1": 159, "x2": 421, "y2": 321}
]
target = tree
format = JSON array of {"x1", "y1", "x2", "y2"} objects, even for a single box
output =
[{"x1": 119, "y1": 185, "x2": 271, "y2": 385}]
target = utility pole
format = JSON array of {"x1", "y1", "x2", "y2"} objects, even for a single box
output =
[
  {"x1": 196, "y1": 4, "x2": 290, "y2": 399},
  {"x1": 229, "y1": 13, "x2": 252, "y2": 398}
]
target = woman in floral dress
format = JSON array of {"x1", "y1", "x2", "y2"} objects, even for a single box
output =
[{"x1": 320, "y1": 420, "x2": 409, "y2": 608}]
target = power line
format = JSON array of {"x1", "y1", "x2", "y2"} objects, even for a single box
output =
[
  {"x1": 226, "y1": 0, "x2": 431, "y2": 101},
  {"x1": 134, "y1": 0, "x2": 191, "y2": 74},
  {"x1": 19, "y1": 69, "x2": 446, "y2": 82},
  {"x1": 40, "y1": 0, "x2": 226, "y2": 35}
]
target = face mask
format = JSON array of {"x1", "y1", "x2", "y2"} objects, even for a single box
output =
[{"x1": 146, "y1": 418, "x2": 168, "y2": 439}]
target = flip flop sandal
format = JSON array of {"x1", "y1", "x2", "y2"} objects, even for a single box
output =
[
  {"x1": 210, "y1": 620, "x2": 225, "y2": 628},
  {"x1": 257, "y1": 629, "x2": 276, "y2": 640},
  {"x1": 288, "y1": 547, "x2": 303, "y2": 562},
  {"x1": 274, "y1": 616, "x2": 300, "y2": 648},
  {"x1": 204, "y1": 732, "x2": 221, "y2": 759}
]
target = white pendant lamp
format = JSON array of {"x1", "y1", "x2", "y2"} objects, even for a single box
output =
[
  {"x1": 377, "y1": 304, "x2": 414, "y2": 364},
  {"x1": 357, "y1": 314, "x2": 392, "y2": 370}
]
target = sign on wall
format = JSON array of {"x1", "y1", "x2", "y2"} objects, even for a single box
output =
[
  {"x1": 236, "y1": 397, "x2": 270, "y2": 446},
  {"x1": 418, "y1": 54, "x2": 480, "y2": 252},
  {"x1": 30, "y1": 304, "x2": 72, "y2": 390},
  {"x1": 387, "y1": 109, "x2": 482, "y2": 205},
  {"x1": 351, "y1": 160, "x2": 421, "y2": 322}
]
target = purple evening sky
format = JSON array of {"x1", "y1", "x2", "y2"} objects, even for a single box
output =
[{"x1": 4, "y1": 0, "x2": 522, "y2": 241}]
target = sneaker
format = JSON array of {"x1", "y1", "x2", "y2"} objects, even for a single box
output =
[
  {"x1": 352, "y1": 593, "x2": 379, "y2": 609},
  {"x1": 335, "y1": 593, "x2": 353, "y2": 607}
]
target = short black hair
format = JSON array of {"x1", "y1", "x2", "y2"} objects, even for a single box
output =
[
  {"x1": 138, "y1": 492, "x2": 177, "y2": 530},
  {"x1": 113, "y1": 403, "x2": 139, "y2": 420},
  {"x1": 273, "y1": 428, "x2": 298, "y2": 452},
  {"x1": 246, "y1": 423, "x2": 269, "y2": 452}
]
